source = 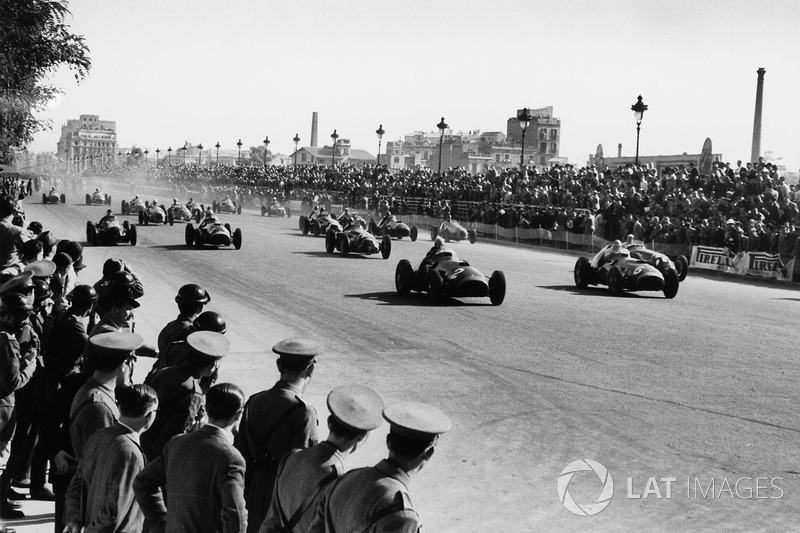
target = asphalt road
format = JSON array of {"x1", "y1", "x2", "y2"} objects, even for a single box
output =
[{"x1": 8, "y1": 183, "x2": 800, "y2": 532}]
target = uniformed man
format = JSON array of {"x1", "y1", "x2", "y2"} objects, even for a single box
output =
[
  {"x1": 134, "y1": 383, "x2": 248, "y2": 533},
  {"x1": 156, "y1": 283, "x2": 210, "y2": 355},
  {"x1": 308, "y1": 401, "x2": 451, "y2": 533},
  {"x1": 24, "y1": 258, "x2": 57, "y2": 283},
  {"x1": 141, "y1": 330, "x2": 229, "y2": 461},
  {"x1": 259, "y1": 385, "x2": 384, "y2": 533},
  {"x1": 45, "y1": 285, "x2": 96, "y2": 384},
  {"x1": 64, "y1": 384, "x2": 158, "y2": 533},
  {"x1": 236, "y1": 338, "x2": 322, "y2": 533}
]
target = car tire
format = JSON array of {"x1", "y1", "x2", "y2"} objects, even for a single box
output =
[
  {"x1": 61, "y1": 194, "x2": 66, "y2": 204},
  {"x1": 298, "y1": 215, "x2": 307, "y2": 231},
  {"x1": 138, "y1": 211, "x2": 144, "y2": 225},
  {"x1": 42, "y1": 194, "x2": 47, "y2": 204},
  {"x1": 395, "y1": 259, "x2": 415, "y2": 295},
  {"x1": 663, "y1": 268, "x2": 679, "y2": 299},
  {"x1": 574, "y1": 257, "x2": 593, "y2": 289},
  {"x1": 430, "y1": 226, "x2": 438, "y2": 241},
  {"x1": 185, "y1": 223, "x2": 195, "y2": 246},
  {"x1": 128, "y1": 225, "x2": 137, "y2": 246},
  {"x1": 237, "y1": 205, "x2": 242, "y2": 215},
  {"x1": 313, "y1": 220, "x2": 321, "y2": 237},
  {"x1": 168, "y1": 211, "x2": 174, "y2": 226},
  {"x1": 123, "y1": 220, "x2": 130, "y2": 231},
  {"x1": 85, "y1": 194, "x2": 90, "y2": 205},
  {"x1": 468, "y1": 229, "x2": 477, "y2": 244},
  {"x1": 338, "y1": 232, "x2": 349, "y2": 256},
  {"x1": 427, "y1": 269, "x2": 444, "y2": 303},
  {"x1": 674, "y1": 255, "x2": 689, "y2": 282},
  {"x1": 121, "y1": 200, "x2": 127, "y2": 215},
  {"x1": 233, "y1": 228, "x2": 242, "y2": 250},
  {"x1": 85, "y1": 221, "x2": 95, "y2": 245},
  {"x1": 380, "y1": 235, "x2": 392, "y2": 259},
  {"x1": 286, "y1": 207, "x2": 291, "y2": 218},
  {"x1": 410, "y1": 226, "x2": 418, "y2": 242},
  {"x1": 489, "y1": 270, "x2": 506, "y2": 306},
  {"x1": 325, "y1": 231, "x2": 336, "y2": 254},
  {"x1": 195, "y1": 228, "x2": 204, "y2": 249},
  {"x1": 368, "y1": 220, "x2": 378, "y2": 235},
  {"x1": 608, "y1": 265, "x2": 624, "y2": 296},
  {"x1": 261, "y1": 205, "x2": 267, "y2": 216},
  {"x1": 194, "y1": 209, "x2": 202, "y2": 223}
]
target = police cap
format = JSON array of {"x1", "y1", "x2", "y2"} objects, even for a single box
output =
[
  {"x1": 186, "y1": 330, "x2": 230, "y2": 358},
  {"x1": 89, "y1": 332, "x2": 143, "y2": 359},
  {"x1": 383, "y1": 401, "x2": 451, "y2": 440},
  {"x1": 272, "y1": 337, "x2": 323, "y2": 365},
  {"x1": 327, "y1": 385, "x2": 385, "y2": 432},
  {"x1": 0, "y1": 271, "x2": 34, "y2": 295},
  {"x1": 0, "y1": 293, "x2": 34, "y2": 314},
  {"x1": 24, "y1": 260, "x2": 57, "y2": 279}
]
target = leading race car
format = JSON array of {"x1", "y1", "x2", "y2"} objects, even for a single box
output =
[
  {"x1": 430, "y1": 217, "x2": 477, "y2": 244},
  {"x1": 138, "y1": 201, "x2": 170, "y2": 225},
  {"x1": 42, "y1": 189, "x2": 66, "y2": 204},
  {"x1": 325, "y1": 217, "x2": 391, "y2": 259},
  {"x1": 185, "y1": 214, "x2": 242, "y2": 249},
  {"x1": 626, "y1": 240, "x2": 689, "y2": 282},
  {"x1": 212, "y1": 197, "x2": 242, "y2": 215},
  {"x1": 86, "y1": 215, "x2": 137, "y2": 246},
  {"x1": 368, "y1": 214, "x2": 418, "y2": 241},
  {"x1": 168, "y1": 200, "x2": 199, "y2": 224},
  {"x1": 261, "y1": 199, "x2": 291, "y2": 218},
  {"x1": 85, "y1": 190, "x2": 111, "y2": 206},
  {"x1": 574, "y1": 243, "x2": 679, "y2": 299},
  {"x1": 299, "y1": 210, "x2": 342, "y2": 237},
  {"x1": 394, "y1": 242, "x2": 506, "y2": 305},
  {"x1": 120, "y1": 196, "x2": 146, "y2": 215}
]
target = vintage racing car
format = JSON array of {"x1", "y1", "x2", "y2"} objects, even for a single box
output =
[
  {"x1": 85, "y1": 190, "x2": 111, "y2": 206},
  {"x1": 574, "y1": 244, "x2": 679, "y2": 298},
  {"x1": 626, "y1": 241, "x2": 689, "y2": 282},
  {"x1": 120, "y1": 196, "x2": 146, "y2": 215},
  {"x1": 86, "y1": 216, "x2": 137, "y2": 246},
  {"x1": 138, "y1": 202, "x2": 170, "y2": 225},
  {"x1": 394, "y1": 246, "x2": 506, "y2": 305},
  {"x1": 299, "y1": 210, "x2": 342, "y2": 237},
  {"x1": 42, "y1": 189, "x2": 66, "y2": 204},
  {"x1": 185, "y1": 216, "x2": 242, "y2": 249},
  {"x1": 212, "y1": 197, "x2": 242, "y2": 215},
  {"x1": 261, "y1": 199, "x2": 291, "y2": 218},
  {"x1": 368, "y1": 214, "x2": 418, "y2": 241},
  {"x1": 168, "y1": 200, "x2": 199, "y2": 223},
  {"x1": 430, "y1": 218, "x2": 477, "y2": 244},
  {"x1": 325, "y1": 218, "x2": 391, "y2": 259}
]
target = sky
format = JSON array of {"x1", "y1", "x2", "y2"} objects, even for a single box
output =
[{"x1": 29, "y1": 0, "x2": 800, "y2": 169}]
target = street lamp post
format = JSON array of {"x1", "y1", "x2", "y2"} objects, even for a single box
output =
[
  {"x1": 517, "y1": 107, "x2": 532, "y2": 170},
  {"x1": 215, "y1": 142, "x2": 220, "y2": 166},
  {"x1": 293, "y1": 134, "x2": 300, "y2": 167},
  {"x1": 262, "y1": 137, "x2": 270, "y2": 169},
  {"x1": 375, "y1": 124, "x2": 384, "y2": 166},
  {"x1": 144, "y1": 149, "x2": 149, "y2": 167},
  {"x1": 167, "y1": 146, "x2": 172, "y2": 166},
  {"x1": 437, "y1": 117, "x2": 448, "y2": 174},
  {"x1": 236, "y1": 139, "x2": 243, "y2": 165},
  {"x1": 181, "y1": 145, "x2": 187, "y2": 165},
  {"x1": 155, "y1": 148, "x2": 160, "y2": 169},
  {"x1": 197, "y1": 144, "x2": 203, "y2": 165},
  {"x1": 330, "y1": 130, "x2": 339, "y2": 167},
  {"x1": 631, "y1": 95, "x2": 648, "y2": 166}
]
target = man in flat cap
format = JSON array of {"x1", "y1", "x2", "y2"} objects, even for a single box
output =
[
  {"x1": 236, "y1": 338, "x2": 323, "y2": 533},
  {"x1": 259, "y1": 385, "x2": 384, "y2": 533},
  {"x1": 142, "y1": 330, "x2": 229, "y2": 461},
  {"x1": 308, "y1": 401, "x2": 451, "y2": 533},
  {"x1": 135, "y1": 382, "x2": 248, "y2": 533}
]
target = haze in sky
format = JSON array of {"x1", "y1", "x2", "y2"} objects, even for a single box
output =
[{"x1": 30, "y1": 0, "x2": 800, "y2": 169}]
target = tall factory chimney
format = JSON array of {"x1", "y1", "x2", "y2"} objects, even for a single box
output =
[
  {"x1": 311, "y1": 112, "x2": 319, "y2": 148},
  {"x1": 750, "y1": 68, "x2": 766, "y2": 163},
  {"x1": 617, "y1": 143, "x2": 622, "y2": 158}
]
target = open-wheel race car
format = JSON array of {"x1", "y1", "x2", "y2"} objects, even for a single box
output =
[
  {"x1": 298, "y1": 210, "x2": 342, "y2": 237},
  {"x1": 430, "y1": 218, "x2": 477, "y2": 244},
  {"x1": 212, "y1": 197, "x2": 242, "y2": 215},
  {"x1": 120, "y1": 196, "x2": 146, "y2": 215},
  {"x1": 325, "y1": 218, "x2": 391, "y2": 259},
  {"x1": 86, "y1": 216, "x2": 137, "y2": 246},
  {"x1": 394, "y1": 245, "x2": 506, "y2": 305},
  {"x1": 138, "y1": 202, "x2": 170, "y2": 225},
  {"x1": 168, "y1": 201, "x2": 200, "y2": 224},
  {"x1": 574, "y1": 243, "x2": 679, "y2": 299},
  {"x1": 626, "y1": 241, "x2": 689, "y2": 282},
  {"x1": 184, "y1": 215, "x2": 242, "y2": 250},
  {"x1": 261, "y1": 199, "x2": 291, "y2": 218},
  {"x1": 42, "y1": 189, "x2": 66, "y2": 204},
  {"x1": 86, "y1": 190, "x2": 111, "y2": 206},
  {"x1": 368, "y1": 214, "x2": 418, "y2": 241}
]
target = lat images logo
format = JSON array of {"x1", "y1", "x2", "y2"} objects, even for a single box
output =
[{"x1": 558, "y1": 459, "x2": 614, "y2": 516}]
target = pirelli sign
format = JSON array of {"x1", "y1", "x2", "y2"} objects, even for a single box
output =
[{"x1": 690, "y1": 246, "x2": 736, "y2": 273}]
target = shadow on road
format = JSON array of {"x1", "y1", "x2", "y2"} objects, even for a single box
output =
[
  {"x1": 345, "y1": 291, "x2": 492, "y2": 307},
  {"x1": 537, "y1": 285, "x2": 664, "y2": 299}
]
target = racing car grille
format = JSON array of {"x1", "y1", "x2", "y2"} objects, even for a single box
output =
[
  {"x1": 457, "y1": 279, "x2": 489, "y2": 298},
  {"x1": 210, "y1": 233, "x2": 230, "y2": 246},
  {"x1": 636, "y1": 275, "x2": 664, "y2": 291}
]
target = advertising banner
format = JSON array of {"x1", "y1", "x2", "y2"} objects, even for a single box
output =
[{"x1": 690, "y1": 246, "x2": 736, "y2": 274}]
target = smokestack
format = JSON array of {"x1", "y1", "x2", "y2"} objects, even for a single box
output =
[
  {"x1": 311, "y1": 112, "x2": 318, "y2": 148},
  {"x1": 751, "y1": 68, "x2": 766, "y2": 163},
  {"x1": 617, "y1": 143, "x2": 622, "y2": 158}
]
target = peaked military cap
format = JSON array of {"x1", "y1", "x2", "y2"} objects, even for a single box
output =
[
  {"x1": 272, "y1": 337, "x2": 323, "y2": 364},
  {"x1": 327, "y1": 385, "x2": 385, "y2": 432},
  {"x1": 186, "y1": 330, "x2": 230, "y2": 358},
  {"x1": 383, "y1": 401, "x2": 451, "y2": 440},
  {"x1": 0, "y1": 271, "x2": 34, "y2": 295},
  {"x1": 24, "y1": 260, "x2": 57, "y2": 279},
  {"x1": 90, "y1": 332, "x2": 143, "y2": 359}
]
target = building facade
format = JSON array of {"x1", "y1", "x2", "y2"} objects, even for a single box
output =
[{"x1": 56, "y1": 114, "x2": 118, "y2": 172}]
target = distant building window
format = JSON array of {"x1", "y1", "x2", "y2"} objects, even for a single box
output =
[
  {"x1": 540, "y1": 143, "x2": 547, "y2": 153},
  {"x1": 550, "y1": 129, "x2": 558, "y2": 140},
  {"x1": 550, "y1": 142, "x2": 557, "y2": 153},
  {"x1": 539, "y1": 130, "x2": 547, "y2": 140},
  {"x1": 394, "y1": 157, "x2": 399, "y2": 163},
  {"x1": 495, "y1": 154, "x2": 501, "y2": 163},
  {"x1": 301, "y1": 153, "x2": 307, "y2": 162},
  {"x1": 504, "y1": 153, "x2": 510, "y2": 161}
]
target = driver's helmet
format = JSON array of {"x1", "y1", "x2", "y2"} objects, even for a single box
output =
[
  {"x1": 433, "y1": 236, "x2": 445, "y2": 248},
  {"x1": 94, "y1": 188, "x2": 99, "y2": 193},
  {"x1": 152, "y1": 199, "x2": 158, "y2": 206},
  {"x1": 105, "y1": 210, "x2": 113, "y2": 217},
  {"x1": 343, "y1": 208, "x2": 350, "y2": 214},
  {"x1": 272, "y1": 197, "x2": 277, "y2": 202},
  {"x1": 204, "y1": 208, "x2": 214, "y2": 219},
  {"x1": 444, "y1": 214, "x2": 452, "y2": 221},
  {"x1": 319, "y1": 206, "x2": 326, "y2": 214},
  {"x1": 625, "y1": 234, "x2": 635, "y2": 245},
  {"x1": 611, "y1": 239, "x2": 623, "y2": 254},
  {"x1": 172, "y1": 198, "x2": 178, "y2": 204}
]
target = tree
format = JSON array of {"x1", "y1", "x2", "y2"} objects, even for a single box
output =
[
  {"x1": 0, "y1": 0, "x2": 91, "y2": 163},
  {"x1": 247, "y1": 145, "x2": 273, "y2": 167}
]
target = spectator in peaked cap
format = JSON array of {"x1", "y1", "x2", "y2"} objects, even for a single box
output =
[
  {"x1": 89, "y1": 331, "x2": 143, "y2": 360},
  {"x1": 24, "y1": 259, "x2": 56, "y2": 279},
  {"x1": 186, "y1": 330, "x2": 230, "y2": 359},
  {"x1": 308, "y1": 400, "x2": 450, "y2": 533},
  {"x1": 259, "y1": 385, "x2": 385, "y2": 533},
  {"x1": 0, "y1": 270, "x2": 34, "y2": 297},
  {"x1": 236, "y1": 337, "x2": 324, "y2": 532}
]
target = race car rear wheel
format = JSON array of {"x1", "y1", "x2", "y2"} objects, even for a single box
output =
[
  {"x1": 313, "y1": 220, "x2": 321, "y2": 237},
  {"x1": 608, "y1": 266, "x2": 624, "y2": 296},
  {"x1": 105, "y1": 195, "x2": 111, "y2": 206},
  {"x1": 368, "y1": 219, "x2": 379, "y2": 235},
  {"x1": 237, "y1": 205, "x2": 242, "y2": 215},
  {"x1": 60, "y1": 194, "x2": 66, "y2": 204},
  {"x1": 185, "y1": 223, "x2": 195, "y2": 246},
  {"x1": 380, "y1": 235, "x2": 392, "y2": 260},
  {"x1": 427, "y1": 269, "x2": 444, "y2": 303},
  {"x1": 123, "y1": 220, "x2": 130, "y2": 231},
  {"x1": 410, "y1": 226, "x2": 418, "y2": 242},
  {"x1": 193, "y1": 209, "x2": 202, "y2": 223},
  {"x1": 674, "y1": 255, "x2": 689, "y2": 282},
  {"x1": 128, "y1": 225, "x2": 137, "y2": 246},
  {"x1": 85, "y1": 222, "x2": 95, "y2": 245},
  {"x1": 285, "y1": 207, "x2": 291, "y2": 218},
  {"x1": 574, "y1": 257, "x2": 593, "y2": 289},
  {"x1": 168, "y1": 211, "x2": 174, "y2": 226},
  {"x1": 299, "y1": 216, "x2": 307, "y2": 231},
  {"x1": 325, "y1": 231, "x2": 336, "y2": 254},
  {"x1": 395, "y1": 260, "x2": 415, "y2": 295},
  {"x1": 489, "y1": 270, "x2": 506, "y2": 306},
  {"x1": 232, "y1": 228, "x2": 242, "y2": 250},
  {"x1": 194, "y1": 228, "x2": 204, "y2": 249},
  {"x1": 42, "y1": 194, "x2": 47, "y2": 204},
  {"x1": 85, "y1": 194, "x2": 91, "y2": 205},
  {"x1": 663, "y1": 268, "x2": 679, "y2": 299},
  {"x1": 338, "y1": 233, "x2": 349, "y2": 256},
  {"x1": 261, "y1": 205, "x2": 267, "y2": 216},
  {"x1": 138, "y1": 211, "x2": 144, "y2": 225},
  {"x1": 468, "y1": 229, "x2": 477, "y2": 244},
  {"x1": 430, "y1": 226, "x2": 438, "y2": 241}
]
